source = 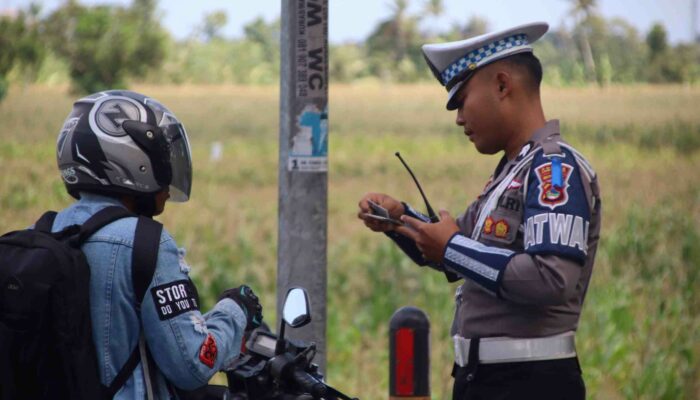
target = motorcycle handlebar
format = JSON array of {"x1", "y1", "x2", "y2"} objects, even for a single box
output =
[{"x1": 291, "y1": 368, "x2": 327, "y2": 399}]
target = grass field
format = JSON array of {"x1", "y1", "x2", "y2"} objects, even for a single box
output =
[{"x1": 1, "y1": 84, "x2": 699, "y2": 399}]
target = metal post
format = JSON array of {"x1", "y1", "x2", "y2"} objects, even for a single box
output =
[
  {"x1": 389, "y1": 307, "x2": 430, "y2": 400},
  {"x1": 278, "y1": 0, "x2": 329, "y2": 372}
]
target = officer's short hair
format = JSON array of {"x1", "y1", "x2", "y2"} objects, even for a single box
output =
[{"x1": 502, "y1": 53, "x2": 543, "y2": 92}]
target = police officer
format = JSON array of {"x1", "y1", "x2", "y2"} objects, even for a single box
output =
[
  {"x1": 52, "y1": 90, "x2": 263, "y2": 399},
  {"x1": 358, "y1": 22, "x2": 601, "y2": 400}
]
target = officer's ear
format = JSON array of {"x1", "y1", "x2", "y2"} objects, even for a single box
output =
[{"x1": 495, "y1": 71, "x2": 512, "y2": 100}]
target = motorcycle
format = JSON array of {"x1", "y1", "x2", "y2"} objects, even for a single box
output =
[{"x1": 222, "y1": 288, "x2": 358, "y2": 400}]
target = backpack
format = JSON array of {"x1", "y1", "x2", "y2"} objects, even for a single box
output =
[{"x1": 0, "y1": 206, "x2": 163, "y2": 400}]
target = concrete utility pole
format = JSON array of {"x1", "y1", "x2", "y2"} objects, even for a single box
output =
[{"x1": 277, "y1": 0, "x2": 329, "y2": 372}]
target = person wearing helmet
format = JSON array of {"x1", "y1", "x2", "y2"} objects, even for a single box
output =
[{"x1": 52, "y1": 90, "x2": 263, "y2": 399}]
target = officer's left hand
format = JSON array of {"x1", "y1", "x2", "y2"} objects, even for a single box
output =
[{"x1": 395, "y1": 210, "x2": 460, "y2": 263}]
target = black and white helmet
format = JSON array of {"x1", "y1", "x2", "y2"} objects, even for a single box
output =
[{"x1": 56, "y1": 90, "x2": 192, "y2": 202}]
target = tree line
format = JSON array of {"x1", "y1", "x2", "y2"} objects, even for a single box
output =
[{"x1": 1, "y1": 0, "x2": 699, "y2": 101}]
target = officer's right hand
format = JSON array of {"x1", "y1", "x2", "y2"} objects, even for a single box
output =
[
  {"x1": 219, "y1": 285, "x2": 263, "y2": 332},
  {"x1": 357, "y1": 192, "x2": 405, "y2": 232}
]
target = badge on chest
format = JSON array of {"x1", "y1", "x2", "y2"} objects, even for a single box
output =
[
  {"x1": 477, "y1": 177, "x2": 523, "y2": 244},
  {"x1": 481, "y1": 193, "x2": 522, "y2": 244}
]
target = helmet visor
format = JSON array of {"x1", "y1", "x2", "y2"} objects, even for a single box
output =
[{"x1": 163, "y1": 122, "x2": 192, "y2": 202}]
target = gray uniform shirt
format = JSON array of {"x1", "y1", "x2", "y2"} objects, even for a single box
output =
[{"x1": 392, "y1": 120, "x2": 601, "y2": 339}]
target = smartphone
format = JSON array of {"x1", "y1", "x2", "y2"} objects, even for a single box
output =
[{"x1": 365, "y1": 200, "x2": 403, "y2": 225}]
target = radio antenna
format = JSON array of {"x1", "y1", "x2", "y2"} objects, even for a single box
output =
[{"x1": 395, "y1": 152, "x2": 439, "y2": 222}]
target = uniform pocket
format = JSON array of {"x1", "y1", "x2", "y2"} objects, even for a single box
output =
[{"x1": 478, "y1": 189, "x2": 523, "y2": 245}]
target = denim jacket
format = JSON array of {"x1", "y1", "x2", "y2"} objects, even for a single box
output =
[{"x1": 51, "y1": 193, "x2": 247, "y2": 399}]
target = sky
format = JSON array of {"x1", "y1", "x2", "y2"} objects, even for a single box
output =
[{"x1": 1, "y1": 0, "x2": 698, "y2": 44}]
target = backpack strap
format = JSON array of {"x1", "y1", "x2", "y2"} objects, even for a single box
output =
[
  {"x1": 34, "y1": 211, "x2": 58, "y2": 232},
  {"x1": 132, "y1": 216, "x2": 163, "y2": 310},
  {"x1": 103, "y1": 216, "x2": 163, "y2": 399},
  {"x1": 104, "y1": 349, "x2": 141, "y2": 399}
]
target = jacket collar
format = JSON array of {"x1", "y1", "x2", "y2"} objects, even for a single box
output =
[
  {"x1": 77, "y1": 192, "x2": 128, "y2": 209},
  {"x1": 482, "y1": 119, "x2": 561, "y2": 195}
]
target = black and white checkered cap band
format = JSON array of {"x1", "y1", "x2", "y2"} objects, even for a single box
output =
[{"x1": 440, "y1": 34, "x2": 530, "y2": 86}]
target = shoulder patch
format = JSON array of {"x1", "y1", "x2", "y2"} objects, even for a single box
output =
[
  {"x1": 534, "y1": 162, "x2": 574, "y2": 210},
  {"x1": 150, "y1": 279, "x2": 200, "y2": 320}
]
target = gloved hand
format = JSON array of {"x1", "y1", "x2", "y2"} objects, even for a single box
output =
[{"x1": 219, "y1": 285, "x2": 263, "y2": 332}]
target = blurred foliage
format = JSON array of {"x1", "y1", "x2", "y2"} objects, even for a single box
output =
[
  {"x1": 0, "y1": 4, "x2": 45, "y2": 100},
  {"x1": 565, "y1": 121, "x2": 700, "y2": 155},
  {"x1": 148, "y1": 16, "x2": 280, "y2": 85},
  {"x1": 581, "y1": 202, "x2": 700, "y2": 399},
  {"x1": 567, "y1": 0, "x2": 598, "y2": 82},
  {"x1": 41, "y1": 0, "x2": 167, "y2": 93},
  {"x1": 0, "y1": 0, "x2": 699, "y2": 98},
  {"x1": 199, "y1": 10, "x2": 228, "y2": 42}
]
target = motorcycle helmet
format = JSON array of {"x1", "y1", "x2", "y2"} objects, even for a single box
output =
[{"x1": 56, "y1": 90, "x2": 192, "y2": 205}]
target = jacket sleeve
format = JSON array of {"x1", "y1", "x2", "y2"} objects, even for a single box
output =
[
  {"x1": 384, "y1": 202, "x2": 432, "y2": 266},
  {"x1": 441, "y1": 148, "x2": 590, "y2": 304},
  {"x1": 140, "y1": 231, "x2": 248, "y2": 390},
  {"x1": 384, "y1": 203, "x2": 461, "y2": 281},
  {"x1": 498, "y1": 253, "x2": 582, "y2": 305}
]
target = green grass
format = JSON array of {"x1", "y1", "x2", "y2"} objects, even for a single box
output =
[{"x1": 1, "y1": 84, "x2": 699, "y2": 399}]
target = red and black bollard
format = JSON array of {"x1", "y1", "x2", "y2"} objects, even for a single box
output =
[{"x1": 389, "y1": 306, "x2": 430, "y2": 400}]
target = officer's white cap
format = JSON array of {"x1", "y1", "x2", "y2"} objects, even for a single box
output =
[{"x1": 422, "y1": 22, "x2": 549, "y2": 110}]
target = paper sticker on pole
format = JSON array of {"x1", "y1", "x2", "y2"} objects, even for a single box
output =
[
  {"x1": 288, "y1": 104, "x2": 328, "y2": 172},
  {"x1": 286, "y1": 0, "x2": 328, "y2": 173}
]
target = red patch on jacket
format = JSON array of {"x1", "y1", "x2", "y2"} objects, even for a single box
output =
[{"x1": 199, "y1": 333, "x2": 218, "y2": 368}]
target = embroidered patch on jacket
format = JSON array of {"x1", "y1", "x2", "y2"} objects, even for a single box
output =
[
  {"x1": 483, "y1": 216, "x2": 495, "y2": 234},
  {"x1": 150, "y1": 279, "x2": 200, "y2": 321},
  {"x1": 534, "y1": 162, "x2": 573, "y2": 210},
  {"x1": 524, "y1": 212, "x2": 589, "y2": 254},
  {"x1": 494, "y1": 220, "x2": 509, "y2": 238},
  {"x1": 199, "y1": 333, "x2": 218, "y2": 368}
]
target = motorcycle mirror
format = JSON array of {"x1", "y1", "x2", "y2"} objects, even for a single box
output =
[{"x1": 282, "y1": 287, "x2": 311, "y2": 328}]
